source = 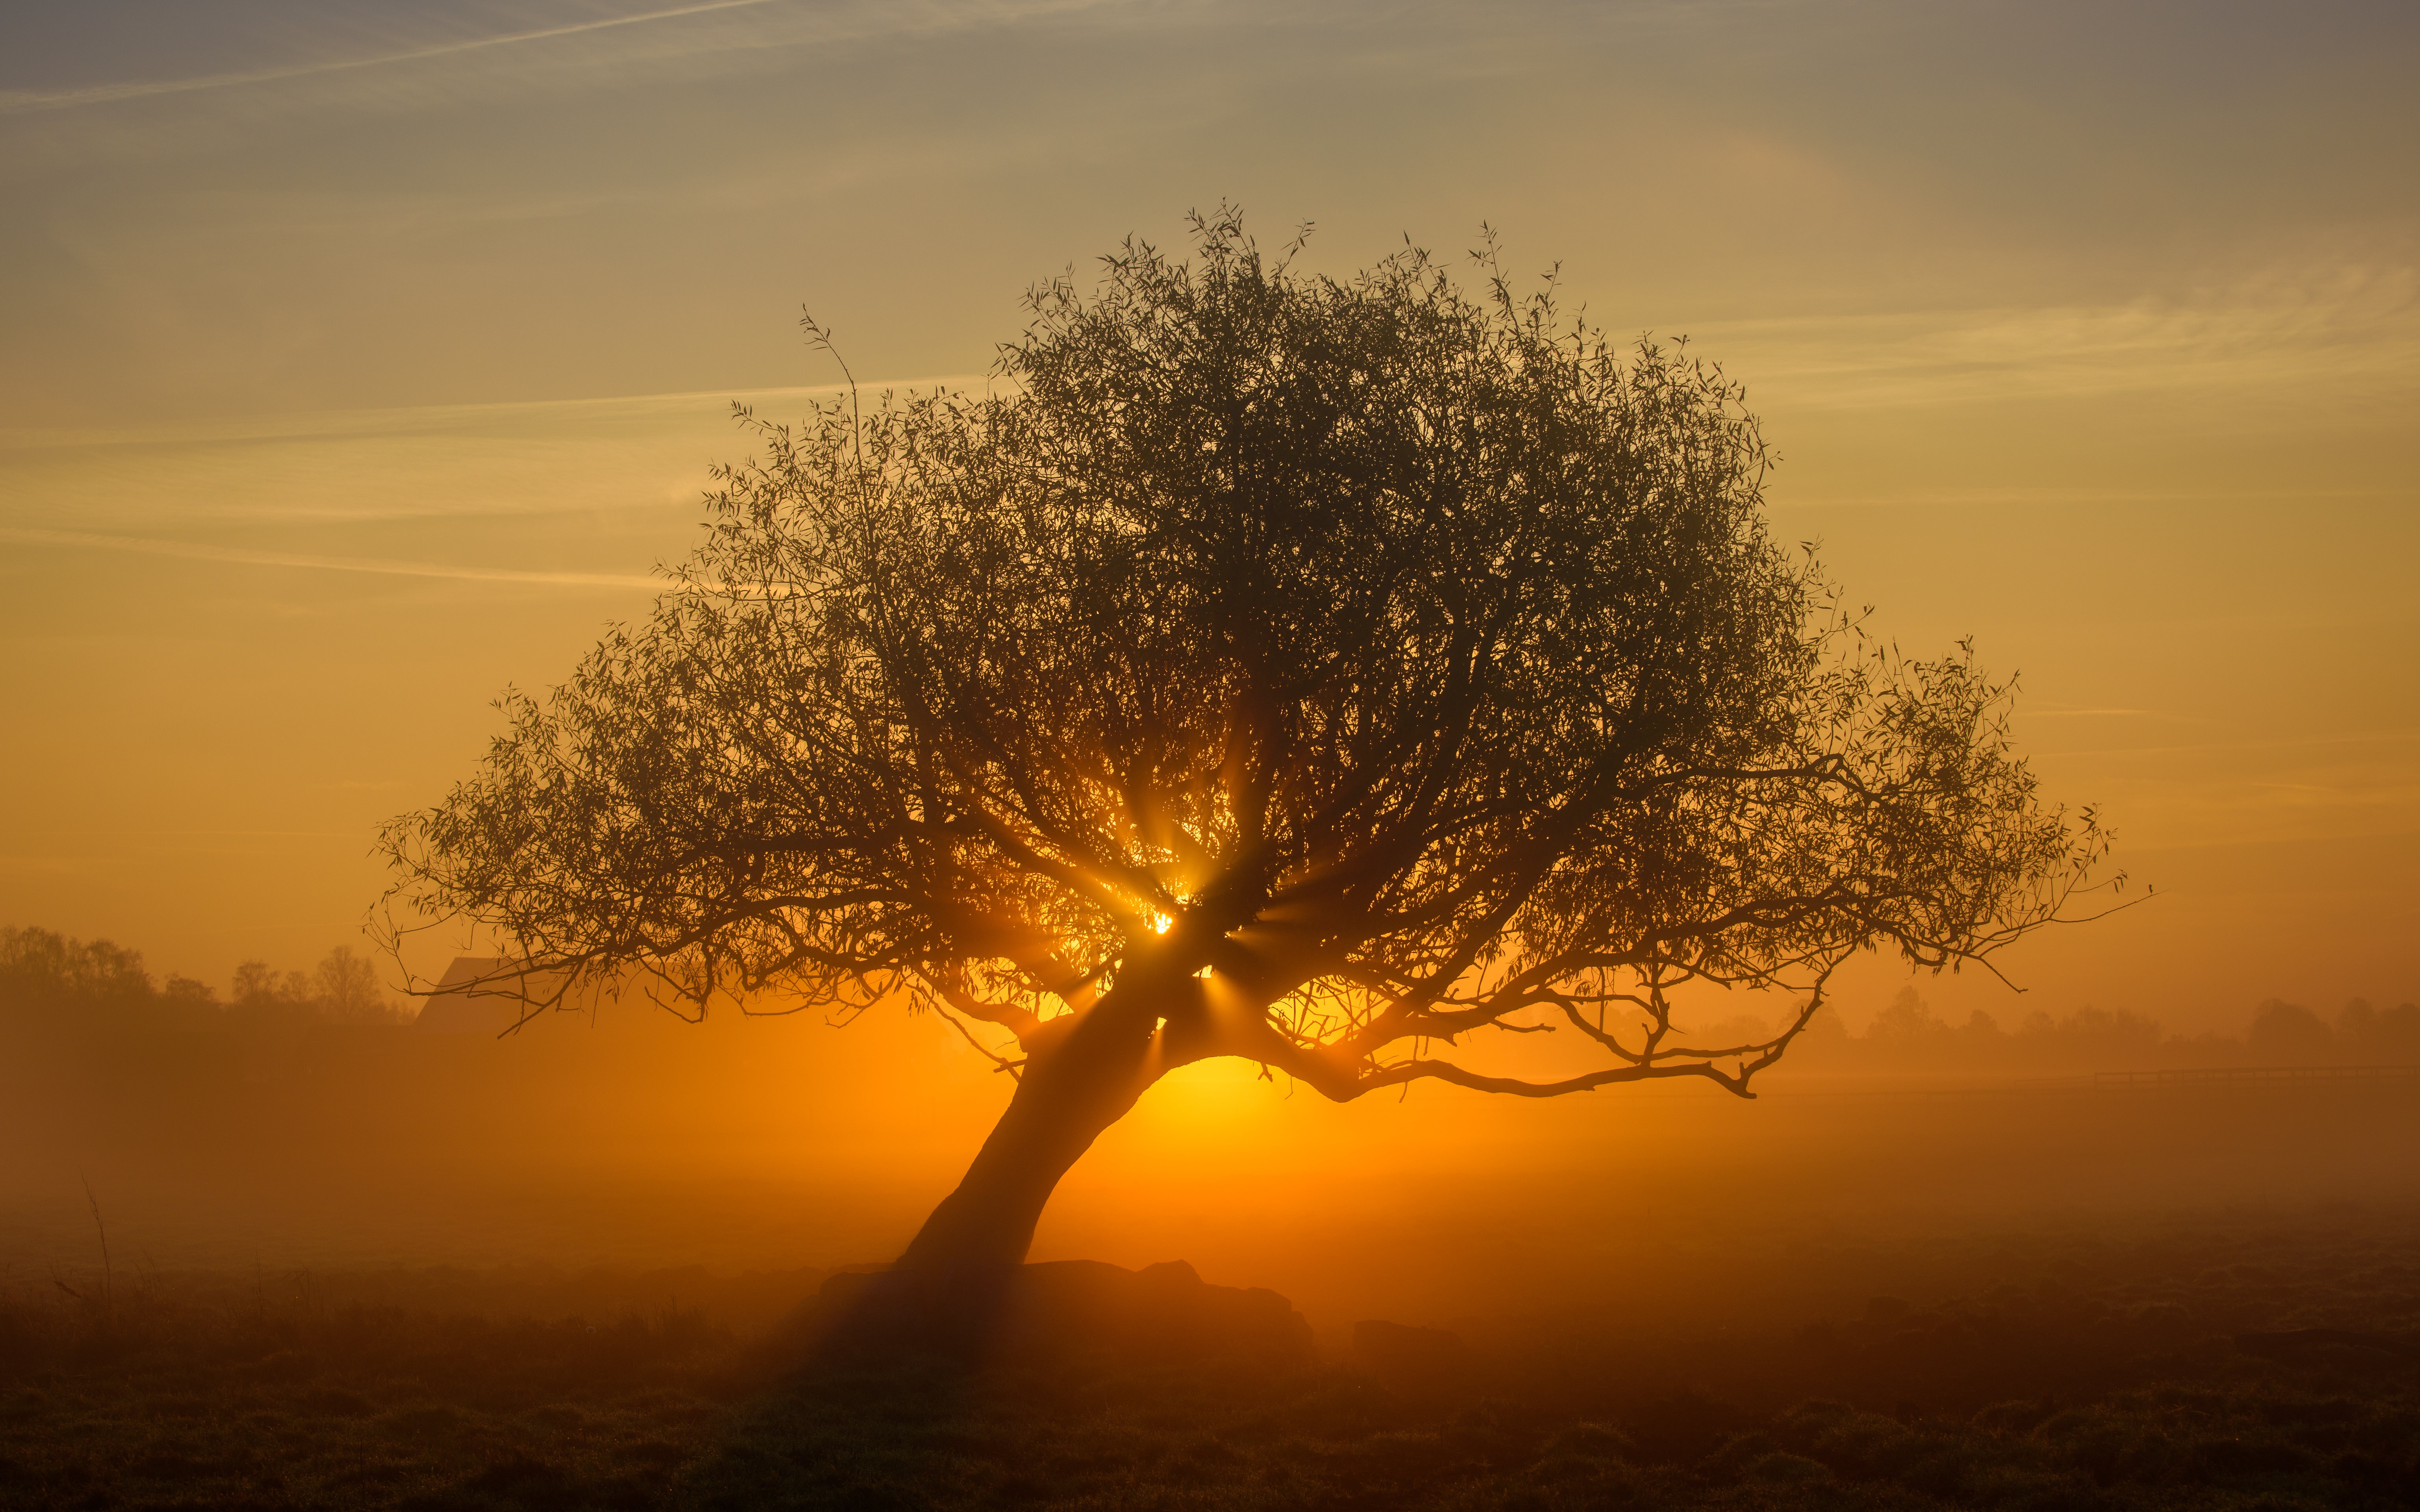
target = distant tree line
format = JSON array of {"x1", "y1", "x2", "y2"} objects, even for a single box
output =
[
  {"x1": 1780, "y1": 986, "x2": 2420, "y2": 1074},
  {"x1": 0, "y1": 925, "x2": 403, "y2": 1028},
  {"x1": 0, "y1": 925, "x2": 477, "y2": 1188},
  {"x1": 3, "y1": 923, "x2": 2412, "y2": 1076}
]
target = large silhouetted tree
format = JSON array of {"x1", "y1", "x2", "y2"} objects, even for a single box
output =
[{"x1": 380, "y1": 213, "x2": 2107, "y2": 1277}]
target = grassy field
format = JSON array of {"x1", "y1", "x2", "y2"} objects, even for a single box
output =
[{"x1": 6, "y1": 1208, "x2": 2420, "y2": 1510}]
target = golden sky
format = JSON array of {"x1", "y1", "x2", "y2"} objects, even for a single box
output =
[{"x1": 2, "y1": 0, "x2": 2414, "y2": 1032}]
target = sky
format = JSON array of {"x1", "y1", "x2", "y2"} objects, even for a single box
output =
[{"x1": 2, "y1": 0, "x2": 2416, "y2": 1035}]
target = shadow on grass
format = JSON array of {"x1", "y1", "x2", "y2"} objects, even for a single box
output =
[
  {"x1": 679, "y1": 1351, "x2": 2420, "y2": 1512},
  {"x1": 8, "y1": 1225, "x2": 2420, "y2": 1509}
]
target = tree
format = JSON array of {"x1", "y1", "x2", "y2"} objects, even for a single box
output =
[
  {"x1": 313, "y1": 945, "x2": 395, "y2": 1025},
  {"x1": 0, "y1": 925, "x2": 152, "y2": 1002},
  {"x1": 379, "y1": 213, "x2": 2108, "y2": 1279},
  {"x1": 230, "y1": 959, "x2": 310, "y2": 1010},
  {"x1": 2249, "y1": 998, "x2": 2334, "y2": 1064}
]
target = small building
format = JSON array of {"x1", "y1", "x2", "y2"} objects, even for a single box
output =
[{"x1": 411, "y1": 956, "x2": 527, "y2": 1034}]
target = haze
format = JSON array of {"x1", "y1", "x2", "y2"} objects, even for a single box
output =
[{"x1": 4, "y1": 0, "x2": 2418, "y2": 1345}]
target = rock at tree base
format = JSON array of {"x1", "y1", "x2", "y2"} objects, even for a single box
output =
[{"x1": 790, "y1": 1258, "x2": 1312, "y2": 1369}]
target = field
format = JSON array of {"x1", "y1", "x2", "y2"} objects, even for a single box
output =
[
  {"x1": 11, "y1": 964, "x2": 2420, "y2": 1509},
  {"x1": 7, "y1": 1202, "x2": 2420, "y2": 1510}
]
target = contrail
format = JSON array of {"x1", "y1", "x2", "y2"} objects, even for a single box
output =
[
  {"x1": 2, "y1": 526, "x2": 665, "y2": 591},
  {"x1": 0, "y1": 0, "x2": 785, "y2": 116},
  {"x1": 2026, "y1": 708, "x2": 2155, "y2": 718}
]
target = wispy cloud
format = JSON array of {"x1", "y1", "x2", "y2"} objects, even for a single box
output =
[
  {"x1": 0, "y1": 376, "x2": 997, "y2": 533},
  {"x1": 0, "y1": 526, "x2": 665, "y2": 591},
  {"x1": 1767, "y1": 484, "x2": 2407, "y2": 513},
  {"x1": 0, "y1": 0, "x2": 1131, "y2": 119},
  {"x1": 0, "y1": 0, "x2": 789, "y2": 116},
  {"x1": 0, "y1": 376, "x2": 989, "y2": 455},
  {"x1": 2025, "y1": 708, "x2": 2156, "y2": 718},
  {"x1": 1695, "y1": 263, "x2": 2420, "y2": 411},
  {"x1": 2040, "y1": 729, "x2": 2420, "y2": 760}
]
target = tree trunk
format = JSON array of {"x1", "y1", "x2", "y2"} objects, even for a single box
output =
[
  {"x1": 893, "y1": 982, "x2": 1169, "y2": 1275},
  {"x1": 800, "y1": 976, "x2": 1241, "y2": 1360}
]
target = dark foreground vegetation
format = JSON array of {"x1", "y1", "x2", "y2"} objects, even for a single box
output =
[
  {"x1": 9, "y1": 922, "x2": 2420, "y2": 1506},
  {"x1": 8, "y1": 1209, "x2": 2420, "y2": 1510}
]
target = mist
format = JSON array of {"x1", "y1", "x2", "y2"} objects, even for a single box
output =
[
  {"x1": 10, "y1": 928, "x2": 2420, "y2": 1505},
  {"x1": 6, "y1": 2, "x2": 2418, "y2": 1506},
  {"x1": 11, "y1": 926, "x2": 2418, "y2": 1346}
]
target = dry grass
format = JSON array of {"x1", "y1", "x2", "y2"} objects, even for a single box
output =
[{"x1": 6, "y1": 1212, "x2": 2420, "y2": 1508}]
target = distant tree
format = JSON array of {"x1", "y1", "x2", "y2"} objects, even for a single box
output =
[
  {"x1": 1839, "y1": 988, "x2": 2174, "y2": 1073},
  {"x1": 232, "y1": 961, "x2": 334, "y2": 1037},
  {"x1": 2330, "y1": 997, "x2": 2420, "y2": 1064},
  {"x1": 2047, "y1": 1004, "x2": 2163, "y2": 1064},
  {"x1": 2249, "y1": 998, "x2": 2334, "y2": 1064},
  {"x1": 2387, "y1": 1004, "x2": 2420, "y2": 1060},
  {"x1": 162, "y1": 974, "x2": 217, "y2": 1005},
  {"x1": 229, "y1": 947, "x2": 398, "y2": 1024},
  {"x1": 1865, "y1": 986, "x2": 1949, "y2": 1058},
  {"x1": 380, "y1": 214, "x2": 2110, "y2": 1277},
  {"x1": 1, "y1": 923, "x2": 413, "y2": 1044},
  {"x1": 1794, "y1": 1003, "x2": 1852, "y2": 1056},
  {"x1": 313, "y1": 945, "x2": 395, "y2": 1025},
  {"x1": 2338, "y1": 997, "x2": 2377, "y2": 1046},
  {"x1": 0, "y1": 925, "x2": 152, "y2": 1002},
  {"x1": 230, "y1": 959, "x2": 310, "y2": 1009}
]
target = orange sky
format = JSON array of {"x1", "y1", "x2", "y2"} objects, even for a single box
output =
[{"x1": 2, "y1": 0, "x2": 2415, "y2": 1034}]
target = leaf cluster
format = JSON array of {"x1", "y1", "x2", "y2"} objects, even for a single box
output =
[{"x1": 381, "y1": 211, "x2": 2107, "y2": 1099}]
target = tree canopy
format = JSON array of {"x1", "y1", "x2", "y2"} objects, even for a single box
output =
[{"x1": 382, "y1": 213, "x2": 2107, "y2": 1268}]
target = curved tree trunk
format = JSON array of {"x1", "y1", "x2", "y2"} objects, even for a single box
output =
[
  {"x1": 806, "y1": 975, "x2": 1268, "y2": 1358},
  {"x1": 893, "y1": 981, "x2": 1172, "y2": 1275}
]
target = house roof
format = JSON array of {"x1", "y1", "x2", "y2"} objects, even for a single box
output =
[{"x1": 412, "y1": 955, "x2": 523, "y2": 1034}]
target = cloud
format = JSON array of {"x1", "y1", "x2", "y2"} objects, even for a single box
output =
[
  {"x1": 2045, "y1": 729, "x2": 2420, "y2": 760},
  {"x1": 0, "y1": 0, "x2": 1128, "y2": 119},
  {"x1": 0, "y1": 526, "x2": 666, "y2": 591},
  {"x1": 1766, "y1": 485, "x2": 2406, "y2": 513},
  {"x1": 1693, "y1": 263, "x2": 2420, "y2": 411},
  {"x1": 0, "y1": 0, "x2": 789, "y2": 116},
  {"x1": 0, "y1": 376, "x2": 995, "y2": 531},
  {"x1": 0, "y1": 376, "x2": 986, "y2": 452}
]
